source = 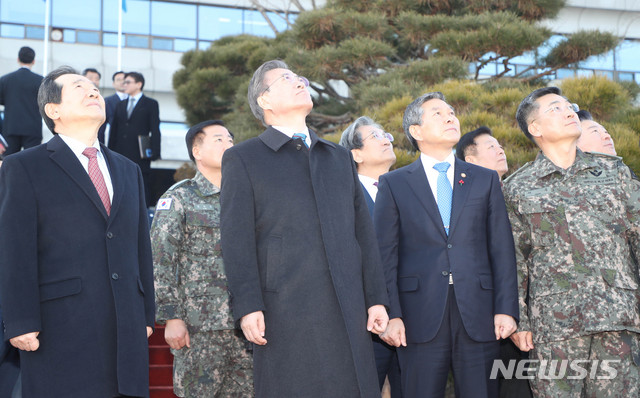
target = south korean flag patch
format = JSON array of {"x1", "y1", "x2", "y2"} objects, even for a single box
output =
[{"x1": 156, "y1": 198, "x2": 172, "y2": 210}]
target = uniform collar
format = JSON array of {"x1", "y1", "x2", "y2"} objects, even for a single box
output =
[
  {"x1": 533, "y1": 148, "x2": 596, "y2": 179},
  {"x1": 193, "y1": 170, "x2": 220, "y2": 196}
]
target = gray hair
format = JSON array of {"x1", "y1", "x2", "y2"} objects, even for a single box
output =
[
  {"x1": 515, "y1": 86, "x2": 562, "y2": 142},
  {"x1": 402, "y1": 92, "x2": 447, "y2": 151},
  {"x1": 38, "y1": 65, "x2": 79, "y2": 134},
  {"x1": 339, "y1": 116, "x2": 383, "y2": 151},
  {"x1": 248, "y1": 59, "x2": 288, "y2": 126}
]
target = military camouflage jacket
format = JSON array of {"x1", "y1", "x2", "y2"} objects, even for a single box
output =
[
  {"x1": 503, "y1": 150, "x2": 640, "y2": 343},
  {"x1": 150, "y1": 171, "x2": 234, "y2": 331}
]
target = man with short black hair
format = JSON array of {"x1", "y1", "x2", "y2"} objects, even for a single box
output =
[
  {"x1": 0, "y1": 46, "x2": 43, "y2": 155},
  {"x1": 504, "y1": 86, "x2": 640, "y2": 397},
  {"x1": 109, "y1": 71, "x2": 161, "y2": 207},
  {"x1": 0, "y1": 66, "x2": 155, "y2": 397},
  {"x1": 82, "y1": 68, "x2": 101, "y2": 87},
  {"x1": 456, "y1": 126, "x2": 508, "y2": 178}
]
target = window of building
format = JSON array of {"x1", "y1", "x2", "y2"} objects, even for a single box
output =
[
  {"x1": 243, "y1": 9, "x2": 293, "y2": 37},
  {"x1": 126, "y1": 34, "x2": 149, "y2": 48},
  {"x1": 52, "y1": 0, "x2": 101, "y2": 30},
  {"x1": 0, "y1": 23, "x2": 25, "y2": 38},
  {"x1": 198, "y1": 6, "x2": 243, "y2": 41},
  {"x1": 103, "y1": 32, "x2": 118, "y2": 47},
  {"x1": 103, "y1": 0, "x2": 150, "y2": 35},
  {"x1": 175, "y1": 39, "x2": 196, "y2": 52},
  {"x1": 77, "y1": 30, "x2": 100, "y2": 44},
  {"x1": 616, "y1": 40, "x2": 640, "y2": 72},
  {"x1": 151, "y1": 2, "x2": 196, "y2": 39},
  {"x1": 25, "y1": 25, "x2": 44, "y2": 40},
  {"x1": 63, "y1": 29, "x2": 76, "y2": 43},
  {"x1": 0, "y1": 0, "x2": 45, "y2": 25},
  {"x1": 152, "y1": 37, "x2": 173, "y2": 51}
]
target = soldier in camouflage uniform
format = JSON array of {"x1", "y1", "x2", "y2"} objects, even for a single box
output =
[
  {"x1": 503, "y1": 87, "x2": 640, "y2": 397},
  {"x1": 150, "y1": 120, "x2": 253, "y2": 398}
]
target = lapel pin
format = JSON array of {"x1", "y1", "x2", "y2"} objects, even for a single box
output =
[{"x1": 458, "y1": 179, "x2": 464, "y2": 186}]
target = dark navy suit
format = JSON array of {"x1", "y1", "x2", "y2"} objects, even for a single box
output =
[
  {"x1": 0, "y1": 67, "x2": 43, "y2": 154},
  {"x1": 98, "y1": 93, "x2": 125, "y2": 144},
  {"x1": 375, "y1": 157, "x2": 518, "y2": 398},
  {"x1": 0, "y1": 135, "x2": 155, "y2": 397},
  {"x1": 361, "y1": 181, "x2": 403, "y2": 398}
]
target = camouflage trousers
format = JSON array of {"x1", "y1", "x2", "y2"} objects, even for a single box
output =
[
  {"x1": 171, "y1": 328, "x2": 253, "y2": 398},
  {"x1": 529, "y1": 331, "x2": 640, "y2": 398}
]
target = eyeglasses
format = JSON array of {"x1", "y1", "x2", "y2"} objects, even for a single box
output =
[
  {"x1": 263, "y1": 73, "x2": 309, "y2": 93},
  {"x1": 363, "y1": 130, "x2": 394, "y2": 143},
  {"x1": 543, "y1": 102, "x2": 579, "y2": 115},
  {"x1": 531, "y1": 102, "x2": 579, "y2": 124}
]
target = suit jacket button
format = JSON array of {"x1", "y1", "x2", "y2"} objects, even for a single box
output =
[
  {"x1": 442, "y1": 271, "x2": 449, "y2": 276},
  {"x1": 447, "y1": 244, "x2": 452, "y2": 249},
  {"x1": 111, "y1": 273, "x2": 119, "y2": 280},
  {"x1": 107, "y1": 232, "x2": 113, "y2": 239}
]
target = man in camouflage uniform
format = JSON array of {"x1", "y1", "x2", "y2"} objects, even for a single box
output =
[
  {"x1": 503, "y1": 86, "x2": 640, "y2": 397},
  {"x1": 150, "y1": 120, "x2": 253, "y2": 398}
]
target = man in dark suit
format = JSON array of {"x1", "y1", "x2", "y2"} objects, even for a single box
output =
[
  {"x1": 98, "y1": 71, "x2": 127, "y2": 145},
  {"x1": 220, "y1": 60, "x2": 389, "y2": 398},
  {"x1": 339, "y1": 116, "x2": 401, "y2": 397},
  {"x1": 375, "y1": 92, "x2": 519, "y2": 398},
  {"x1": 0, "y1": 66, "x2": 155, "y2": 397},
  {"x1": 0, "y1": 46, "x2": 43, "y2": 155},
  {"x1": 109, "y1": 71, "x2": 160, "y2": 207}
]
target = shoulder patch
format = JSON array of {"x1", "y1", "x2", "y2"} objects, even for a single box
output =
[{"x1": 156, "y1": 198, "x2": 172, "y2": 210}]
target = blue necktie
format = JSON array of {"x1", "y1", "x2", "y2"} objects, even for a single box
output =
[
  {"x1": 293, "y1": 132, "x2": 309, "y2": 148},
  {"x1": 433, "y1": 162, "x2": 452, "y2": 235}
]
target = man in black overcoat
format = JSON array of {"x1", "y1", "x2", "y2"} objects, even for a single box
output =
[
  {"x1": 220, "y1": 60, "x2": 389, "y2": 398},
  {"x1": 0, "y1": 66, "x2": 155, "y2": 397}
]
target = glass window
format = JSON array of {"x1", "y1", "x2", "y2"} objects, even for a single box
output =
[
  {"x1": 103, "y1": 0, "x2": 150, "y2": 35},
  {"x1": 103, "y1": 32, "x2": 118, "y2": 46},
  {"x1": 594, "y1": 70, "x2": 613, "y2": 79},
  {"x1": 151, "y1": 2, "x2": 196, "y2": 39},
  {"x1": 243, "y1": 10, "x2": 294, "y2": 37},
  {"x1": 1, "y1": 23, "x2": 25, "y2": 38},
  {"x1": 580, "y1": 49, "x2": 614, "y2": 70},
  {"x1": 77, "y1": 30, "x2": 100, "y2": 44},
  {"x1": 127, "y1": 34, "x2": 148, "y2": 48},
  {"x1": 576, "y1": 69, "x2": 594, "y2": 78},
  {"x1": 510, "y1": 51, "x2": 536, "y2": 66},
  {"x1": 556, "y1": 68, "x2": 575, "y2": 79},
  {"x1": 63, "y1": 29, "x2": 76, "y2": 43},
  {"x1": 52, "y1": 0, "x2": 100, "y2": 30},
  {"x1": 616, "y1": 40, "x2": 640, "y2": 72},
  {"x1": 175, "y1": 39, "x2": 196, "y2": 52},
  {"x1": 198, "y1": 6, "x2": 243, "y2": 41},
  {"x1": 198, "y1": 40, "x2": 211, "y2": 50},
  {"x1": 537, "y1": 34, "x2": 566, "y2": 58},
  {"x1": 618, "y1": 72, "x2": 634, "y2": 82},
  {"x1": 0, "y1": 0, "x2": 45, "y2": 25},
  {"x1": 152, "y1": 37, "x2": 173, "y2": 51},
  {"x1": 25, "y1": 25, "x2": 44, "y2": 39}
]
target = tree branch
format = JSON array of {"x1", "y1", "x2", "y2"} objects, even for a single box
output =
[{"x1": 248, "y1": 0, "x2": 279, "y2": 35}]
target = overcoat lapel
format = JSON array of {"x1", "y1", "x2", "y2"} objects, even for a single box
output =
[
  {"x1": 48, "y1": 135, "x2": 109, "y2": 220},
  {"x1": 406, "y1": 158, "x2": 447, "y2": 240},
  {"x1": 102, "y1": 145, "x2": 124, "y2": 222},
  {"x1": 448, "y1": 158, "x2": 472, "y2": 238}
]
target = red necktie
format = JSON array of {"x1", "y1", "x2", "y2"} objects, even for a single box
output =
[{"x1": 82, "y1": 147, "x2": 111, "y2": 215}]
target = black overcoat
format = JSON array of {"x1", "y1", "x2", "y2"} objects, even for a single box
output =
[
  {"x1": 220, "y1": 127, "x2": 389, "y2": 397},
  {"x1": 0, "y1": 135, "x2": 155, "y2": 397}
]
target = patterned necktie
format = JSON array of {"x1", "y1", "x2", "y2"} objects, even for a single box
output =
[
  {"x1": 126, "y1": 97, "x2": 135, "y2": 118},
  {"x1": 82, "y1": 147, "x2": 111, "y2": 215},
  {"x1": 292, "y1": 132, "x2": 309, "y2": 148},
  {"x1": 433, "y1": 162, "x2": 452, "y2": 235}
]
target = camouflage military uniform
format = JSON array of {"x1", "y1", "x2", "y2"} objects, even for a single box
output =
[
  {"x1": 150, "y1": 171, "x2": 253, "y2": 398},
  {"x1": 503, "y1": 150, "x2": 640, "y2": 397}
]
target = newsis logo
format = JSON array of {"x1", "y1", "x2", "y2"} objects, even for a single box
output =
[{"x1": 490, "y1": 359, "x2": 620, "y2": 380}]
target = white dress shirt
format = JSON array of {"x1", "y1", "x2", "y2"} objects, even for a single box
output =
[
  {"x1": 116, "y1": 91, "x2": 128, "y2": 100},
  {"x1": 420, "y1": 151, "x2": 455, "y2": 205},
  {"x1": 59, "y1": 134, "x2": 114, "y2": 202},
  {"x1": 358, "y1": 174, "x2": 378, "y2": 202},
  {"x1": 272, "y1": 125, "x2": 311, "y2": 148}
]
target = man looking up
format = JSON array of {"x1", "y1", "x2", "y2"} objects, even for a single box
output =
[
  {"x1": 375, "y1": 91, "x2": 518, "y2": 398},
  {"x1": 504, "y1": 86, "x2": 640, "y2": 397},
  {"x1": 0, "y1": 66, "x2": 155, "y2": 397},
  {"x1": 220, "y1": 60, "x2": 389, "y2": 398},
  {"x1": 340, "y1": 116, "x2": 401, "y2": 397},
  {"x1": 456, "y1": 126, "x2": 508, "y2": 179}
]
